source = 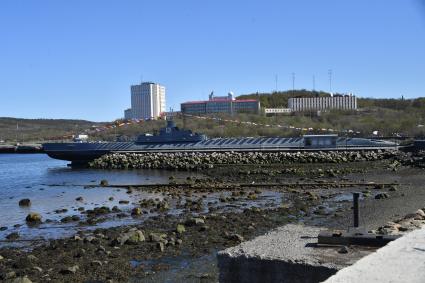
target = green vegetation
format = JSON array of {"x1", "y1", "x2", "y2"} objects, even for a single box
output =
[{"x1": 237, "y1": 90, "x2": 425, "y2": 137}]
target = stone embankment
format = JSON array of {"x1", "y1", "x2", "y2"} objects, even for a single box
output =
[{"x1": 89, "y1": 150, "x2": 399, "y2": 170}]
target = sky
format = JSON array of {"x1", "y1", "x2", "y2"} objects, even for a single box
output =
[{"x1": 0, "y1": 0, "x2": 425, "y2": 121}]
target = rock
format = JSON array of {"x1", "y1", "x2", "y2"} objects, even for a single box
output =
[
  {"x1": 228, "y1": 233, "x2": 244, "y2": 242},
  {"x1": 91, "y1": 260, "x2": 103, "y2": 266},
  {"x1": 0, "y1": 255, "x2": 3, "y2": 260},
  {"x1": 100, "y1": 179, "x2": 109, "y2": 186},
  {"x1": 27, "y1": 254, "x2": 38, "y2": 261},
  {"x1": 416, "y1": 209, "x2": 425, "y2": 218},
  {"x1": 60, "y1": 265, "x2": 79, "y2": 274},
  {"x1": 60, "y1": 216, "x2": 74, "y2": 223},
  {"x1": 113, "y1": 230, "x2": 145, "y2": 245},
  {"x1": 131, "y1": 207, "x2": 142, "y2": 216},
  {"x1": 119, "y1": 200, "x2": 129, "y2": 204},
  {"x1": 176, "y1": 239, "x2": 183, "y2": 245},
  {"x1": 374, "y1": 184, "x2": 384, "y2": 190},
  {"x1": 32, "y1": 266, "x2": 43, "y2": 272},
  {"x1": 246, "y1": 193, "x2": 258, "y2": 200},
  {"x1": 125, "y1": 230, "x2": 145, "y2": 245},
  {"x1": 5, "y1": 271, "x2": 16, "y2": 279},
  {"x1": 109, "y1": 197, "x2": 114, "y2": 201},
  {"x1": 73, "y1": 235, "x2": 83, "y2": 241},
  {"x1": 389, "y1": 186, "x2": 398, "y2": 192},
  {"x1": 25, "y1": 212, "x2": 42, "y2": 223},
  {"x1": 0, "y1": 226, "x2": 7, "y2": 231},
  {"x1": 6, "y1": 232, "x2": 19, "y2": 240},
  {"x1": 11, "y1": 277, "x2": 32, "y2": 283},
  {"x1": 75, "y1": 196, "x2": 83, "y2": 201},
  {"x1": 375, "y1": 193, "x2": 389, "y2": 200},
  {"x1": 18, "y1": 199, "x2": 31, "y2": 206},
  {"x1": 157, "y1": 242, "x2": 165, "y2": 252},
  {"x1": 176, "y1": 224, "x2": 186, "y2": 234},
  {"x1": 84, "y1": 236, "x2": 99, "y2": 244},
  {"x1": 185, "y1": 218, "x2": 205, "y2": 226},
  {"x1": 338, "y1": 246, "x2": 349, "y2": 254},
  {"x1": 149, "y1": 232, "x2": 167, "y2": 243}
]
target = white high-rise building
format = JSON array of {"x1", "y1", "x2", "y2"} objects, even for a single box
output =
[{"x1": 125, "y1": 82, "x2": 166, "y2": 119}]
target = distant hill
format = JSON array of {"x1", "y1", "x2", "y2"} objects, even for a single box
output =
[
  {"x1": 232, "y1": 90, "x2": 425, "y2": 137},
  {"x1": 237, "y1": 89, "x2": 425, "y2": 110},
  {"x1": 0, "y1": 117, "x2": 102, "y2": 143}
]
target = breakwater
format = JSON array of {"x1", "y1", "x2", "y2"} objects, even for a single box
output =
[{"x1": 89, "y1": 150, "x2": 399, "y2": 170}]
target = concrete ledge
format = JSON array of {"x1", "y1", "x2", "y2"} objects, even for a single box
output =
[
  {"x1": 217, "y1": 224, "x2": 374, "y2": 283},
  {"x1": 324, "y1": 226, "x2": 425, "y2": 283}
]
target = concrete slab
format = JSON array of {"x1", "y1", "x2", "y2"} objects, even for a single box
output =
[
  {"x1": 324, "y1": 226, "x2": 425, "y2": 283},
  {"x1": 217, "y1": 224, "x2": 375, "y2": 283}
]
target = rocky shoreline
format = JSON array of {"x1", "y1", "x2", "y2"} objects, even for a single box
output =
[
  {"x1": 89, "y1": 150, "x2": 401, "y2": 170},
  {"x1": 1, "y1": 155, "x2": 425, "y2": 282}
]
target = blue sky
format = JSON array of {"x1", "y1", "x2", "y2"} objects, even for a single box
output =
[{"x1": 0, "y1": 0, "x2": 424, "y2": 121}]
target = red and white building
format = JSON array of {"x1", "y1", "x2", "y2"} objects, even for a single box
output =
[{"x1": 181, "y1": 92, "x2": 260, "y2": 115}]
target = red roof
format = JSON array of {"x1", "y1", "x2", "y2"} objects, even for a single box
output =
[{"x1": 182, "y1": 99, "x2": 258, "y2": 104}]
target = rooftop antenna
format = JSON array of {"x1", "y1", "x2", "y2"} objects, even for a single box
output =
[
  {"x1": 328, "y1": 69, "x2": 333, "y2": 94},
  {"x1": 140, "y1": 74, "x2": 144, "y2": 84},
  {"x1": 313, "y1": 75, "x2": 316, "y2": 91},
  {"x1": 292, "y1": 72, "x2": 295, "y2": 94},
  {"x1": 275, "y1": 74, "x2": 278, "y2": 92}
]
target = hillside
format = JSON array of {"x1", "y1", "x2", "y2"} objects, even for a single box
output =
[
  {"x1": 238, "y1": 89, "x2": 425, "y2": 110},
  {"x1": 0, "y1": 117, "x2": 102, "y2": 143},
  {"x1": 1, "y1": 91, "x2": 424, "y2": 143}
]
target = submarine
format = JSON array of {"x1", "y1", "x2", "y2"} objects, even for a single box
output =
[{"x1": 42, "y1": 120, "x2": 399, "y2": 165}]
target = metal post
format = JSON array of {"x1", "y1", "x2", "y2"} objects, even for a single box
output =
[{"x1": 353, "y1": 192, "x2": 360, "y2": 228}]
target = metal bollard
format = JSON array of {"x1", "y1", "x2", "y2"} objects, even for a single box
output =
[{"x1": 353, "y1": 192, "x2": 360, "y2": 228}]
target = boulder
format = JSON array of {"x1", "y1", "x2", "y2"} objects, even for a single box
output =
[
  {"x1": 176, "y1": 224, "x2": 186, "y2": 234},
  {"x1": 25, "y1": 213, "x2": 42, "y2": 223},
  {"x1": 149, "y1": 232, "x2": 167, "y2": 243},
  {"x1": 113, "y1": 229, "x2": 145, "y2": 245},
  {"x1": 11, "y1": 277, "x2": 32, "y2": 283},
  {"x1": 18, "y1": 199, "x2": 31, "y2": 206},
  {"x1": 416, "y1": 209, "x2": 425, "y2": 218},
  {"x1": 60, "y1": 265, "x2": 79, "y2": 274},
  {"x1": 131, "y1": 207, "x2": 142, "y2": 216},
  {"x1": 185, "y1": 218, "x2": 205, "y2": 226},
  {"x1": 338, "y1": 246, "x2": 349, "y2": 254},
  {"x1": 91, "y1": 260, "x2": 103, "y2": 266},
  {"x1": 125, "y1": 230, "x2": 145, "y2": 245},
  {"x1": 6, "y1": 232, "x2": 19, "y2": 240}
]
